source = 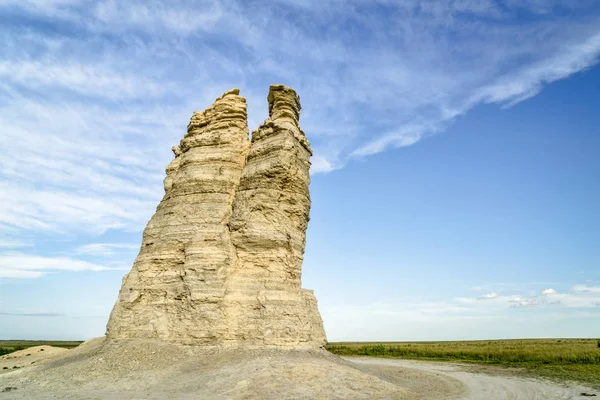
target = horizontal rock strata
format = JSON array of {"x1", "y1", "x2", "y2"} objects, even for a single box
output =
[{"x1": 106, "y1": 85, "x2": 326, "y2": 347}]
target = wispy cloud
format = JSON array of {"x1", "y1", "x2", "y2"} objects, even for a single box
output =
[
  {"x1": 91, "y1": 0, "x2": 224, "y2": 35},
  {"x1": 322, "y1": 282, "x2": 600, "y2": 340},
  {"x1": 573, "y1": 284, "x2": 600, "y2": 293},
  {"x1": 0, "y1": 240, "x2": 32, "y2": 248},
  {"x1": 75, "y1": 243, "x2": 139, "y2": 256},
  {"x1": 474, "y1": 286, "x2": 600, "y2": 309},
  {"x1": 1, "y1": 1, "x2": 599, "y2": 254},
  {"x1": 478, "y1": 292, "x2": 498, "y2": 300},
  {"x1": 0, "y1": 60, "x2": 168, "y2": 100},
  {"x1": 0, "y1": 253, "x2": 126, "y2": 279},
  {"x1": 0, "y1": 312, "x2": 65, "y2": 317},
  {"x1": 333, "y1": 283, "x2": 600, "y2": 317},
  {"x1": 469, "y1": 281, "x2": 562, "y2": 292},
  {"x1": 351, "y1": 28, "x2": 600, "y2": 159}
]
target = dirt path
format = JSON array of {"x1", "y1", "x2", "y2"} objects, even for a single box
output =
[{"x1": 349, "y1": 357, "x2": 598, "y2": 400}]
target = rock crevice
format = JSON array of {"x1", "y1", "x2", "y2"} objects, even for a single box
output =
[{"x1": 106, "y1": 85, "x2": 326, "y2": 347}]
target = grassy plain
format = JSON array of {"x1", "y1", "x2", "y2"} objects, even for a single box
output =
[{"x1": 326, "y1": 339, "x2": 600, "y2": 388}]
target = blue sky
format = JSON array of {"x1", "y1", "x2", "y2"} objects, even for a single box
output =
[{"x1": 0, "y1": 0, "x2": 599, "y2": 341}]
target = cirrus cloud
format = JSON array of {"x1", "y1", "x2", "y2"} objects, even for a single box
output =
[
  {"x1": 1, "y1": 0, "x2": 599, "y2": 265},
  {"x1": 0, "y1": 253, "x2": 127, "y2": 279}
]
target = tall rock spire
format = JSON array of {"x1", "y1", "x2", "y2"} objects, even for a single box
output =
[
  {"x1": 228, "y1": 84, "x2": 312, "y2": 292},
  {"x1": 106, "y1": 89, "x2": 250, "y2": 342},
  {"x1": 106, "y1": 85, "x2": 326, "y2": 347}
]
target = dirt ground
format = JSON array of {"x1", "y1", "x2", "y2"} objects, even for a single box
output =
[
  {"x1": 1, "y1": 346, "x2": 68, "y2": 371},
  {"x1": 0, "y1": 338, "x2": 596, "y2": 399},
  {"x1": 350, "y1": 357, "x2": 598, "y2": 400}
]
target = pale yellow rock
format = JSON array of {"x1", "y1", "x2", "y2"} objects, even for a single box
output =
[
  {"x1": 107, "y1": 90, "x2": 250, "y2": 343},
  {"x1": 106, "y1": 85, "x2": 326, "y2": 347}
]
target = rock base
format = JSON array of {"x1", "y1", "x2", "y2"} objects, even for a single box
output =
[{"x1": 0, "y1": 338, "x2": 409, "y2": 399}]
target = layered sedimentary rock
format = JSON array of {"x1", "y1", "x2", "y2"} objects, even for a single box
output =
[
  {"x1": 106, "y1": 85, "x2": 326, "y2": 347},
  {"x1": 224, "y1": 85, "x2": 322, "y2": 346}
]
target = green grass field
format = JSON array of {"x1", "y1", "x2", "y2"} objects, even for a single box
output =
[
  {"x1": 326, "y1": 339, "x2": 600, "y2": 388},
  {"x1": 0, "y1": 341, "x2": 83, "y2": 357}
]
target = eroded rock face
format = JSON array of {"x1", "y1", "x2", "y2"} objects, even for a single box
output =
[{"x1": 106, "y1": 85, "x2": 326, "y2": 347}]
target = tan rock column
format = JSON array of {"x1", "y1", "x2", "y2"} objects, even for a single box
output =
[
  {"x1": 106, "y1": 85, "x2": 325, "y2": 348},
  {"x1": 106, "y1": 89, "x2": 250, "y2": 343},
  {"x1": 224, "y1": 85, "x2": 326, "y2": 347}
]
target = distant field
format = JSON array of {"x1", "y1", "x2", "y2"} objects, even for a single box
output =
[
  {"x1": 0, "y1": 340, "x2": 83, "y2": 356},
  {"x1": 326, "y1": 339, "x2": 600, "y2": 388}
]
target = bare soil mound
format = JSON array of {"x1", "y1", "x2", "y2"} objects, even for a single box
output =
[
  {"x1": 0, "y1": 346, "x2": 68, "y2": 372},
  {"x1": 0, "y1": 338, "x2": 450, "y2": 399}
]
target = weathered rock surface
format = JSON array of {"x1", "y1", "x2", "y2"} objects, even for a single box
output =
[{"x1": 106, "y1": 85, "x2": 326, "y2": 347}]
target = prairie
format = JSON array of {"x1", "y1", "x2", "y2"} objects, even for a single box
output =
[
  {"x1": 326, "y1": 339, "x2": 600, "y2": 388},
  {"x1": 1, "y1": 338, "x2": 598, "y2": 397}
]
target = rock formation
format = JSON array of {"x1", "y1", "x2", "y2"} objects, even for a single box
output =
[{"x1": 106, "y1": 85, "x2": 326, "y2": 347}]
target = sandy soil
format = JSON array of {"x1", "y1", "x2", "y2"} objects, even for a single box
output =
[
  {"x1": 0, "y1": 339, "x2": 596, "y2": 399},
  {"x1": 0, "y1": 346, "x2": 68, "y2": 371},
  {"x1": 0, "y1": 338, "x2": 408, "y2": 399},
  {"x1": 350, "y1": 357, "x2": 598, "y2": 400}
]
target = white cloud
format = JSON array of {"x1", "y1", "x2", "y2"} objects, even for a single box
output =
[
  {"x1": 351, "y1": 127, "x2": 426, "y2": 158},
  {"x1": 376, "y1": 283, "x2": 600, "y2": 315},
  {"x1": 0, "y1": 240, "x2": 32, "y2": 248},
  {"x1": 0, "y1": 60, "x2": 168, "y2": 100},
  {"x1": 0, "y1": 312, "x2": 65, "y2": 317},
  {"x1": 310, "y1": 155, "x2": 340, "y2": 174},
  {"x1": 573, "y1": 284, "x2": 600, "y2": 293},
  {"x1": 75, "y1": 243, "x2": 139, "y2": 256},
  {"x1": 508, "y1": 286, "x2": 600, "y2": 308},
  {"x1": 320, "y1": 280, "x2": 600, "y2": 340},
  {"x1": 467, "y1": 281, "x2": 561, "y2": 293},
  {"x1": 509, "y1": 296, "x2": 546, "y2": 308},
  {"x1": 0, "y1": 269, "x2": 45, "y2": 279},
  {"x1": 322, "y1": 285, "x2": 600, "y2": 341},
  {"x1": 0, "y1": 253, "x2": 126, "y2": 279},
  {"x1": 0, "y1": 0, "x2": 82, "y2": 17},
  {"x1": 379, "y1": 283, "x2": 600, "y2": 315},
  {"x1": 354, "y1": 29, "x2": 600, "y2": 159},
  {"x1": 0, "y1": 181, "x2": 156, "y2": 234},
  {"x1": 473, "y1": 32, "x2": 600, "y2": 106},
  {"x1": 91, "y1": 0, "x2": 224, "y2": 35},
  {"x1": 0, "y1": 1, "x2": 599, "y2": 252}
]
